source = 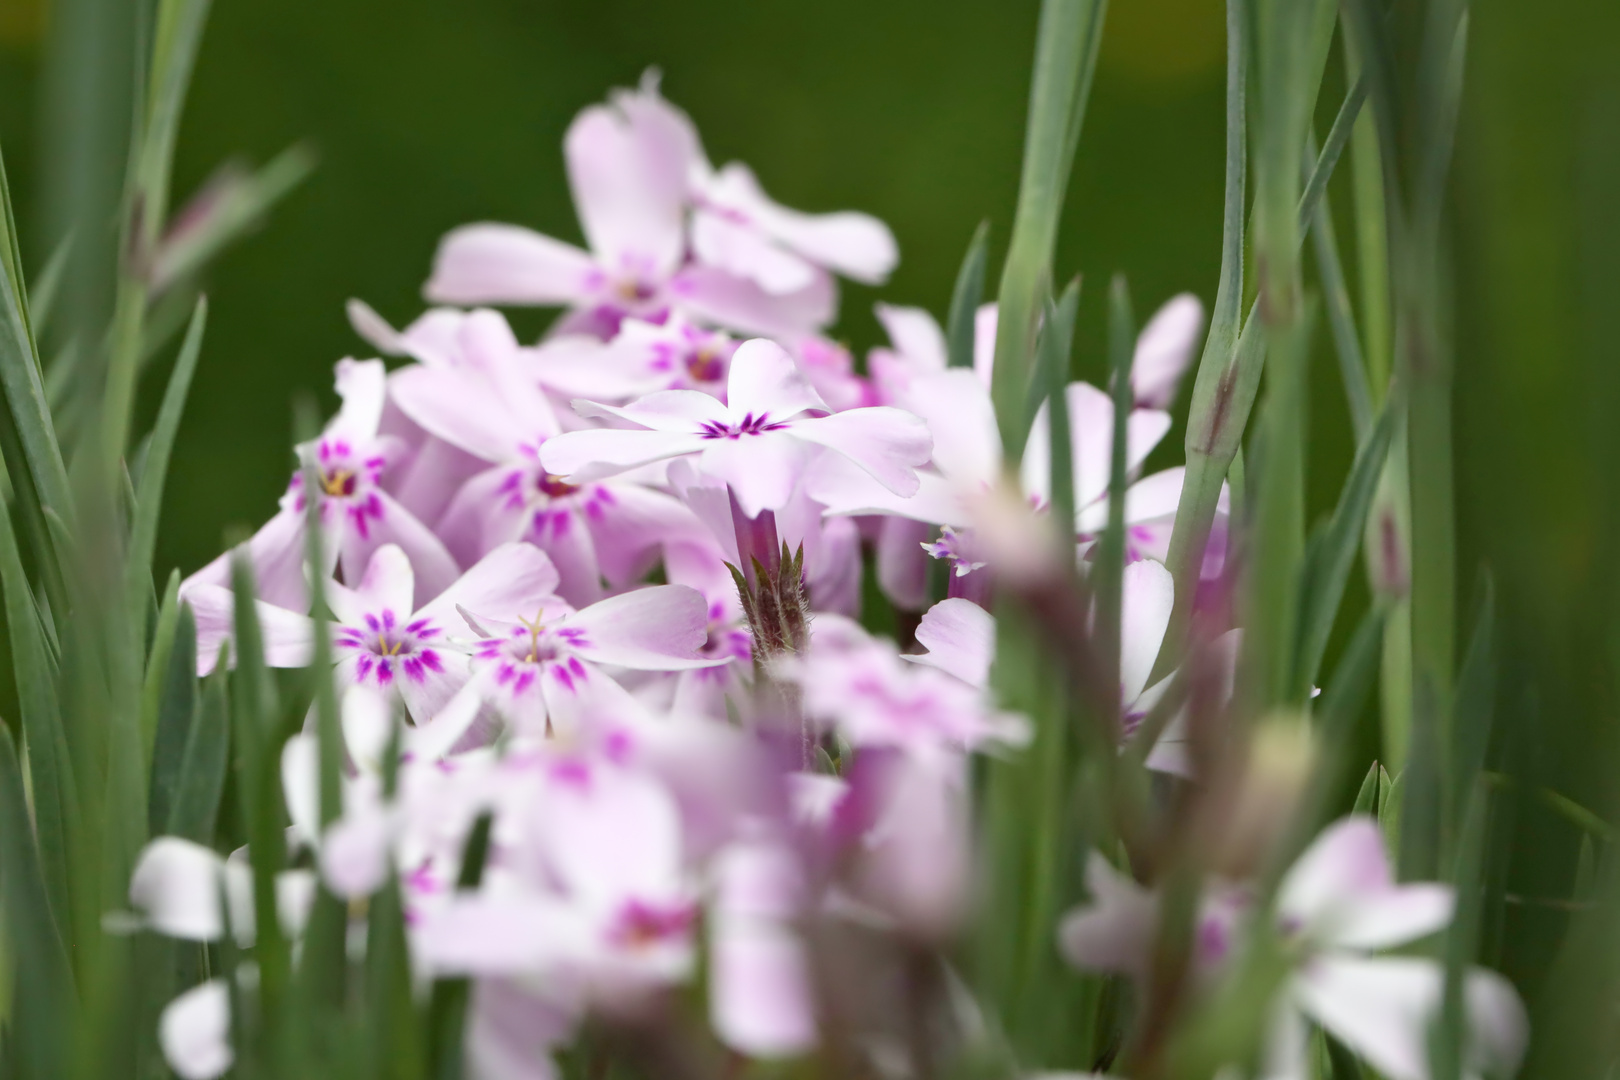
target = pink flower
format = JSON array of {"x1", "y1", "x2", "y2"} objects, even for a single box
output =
[
  {"x1": 539, "y1": 338, "x2": 930, "y2": 518},
  {"x1": 417, "y1": 583, "x2": 729, "y2": 746},
  {"x1": 423, "y1": 79, "x2": 835, "y2": 340},
  {"x1": 189, "y1": 542, "x2": 561, "y2": 730},
  {"x1": 181, "y1": 359, "x2": 459, "y2": 613},
  {"x1": 708, "y1": 840, "x2": 818, "y2": 1058},
  {"x1": 384, "y1": 308, "x2": 706, "y2": 606}
]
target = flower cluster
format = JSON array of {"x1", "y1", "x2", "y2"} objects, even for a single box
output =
[{"x1": 130, "y1": 76, "x2": 1526, "y2": 1080}]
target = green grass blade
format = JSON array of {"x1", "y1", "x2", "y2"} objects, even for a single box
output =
[
  {"x1": 146, "y1": 586, "x2": 197, "y2": 836},
  {"x1": 988, "y1": 0, "x2": 1107, "y2": 459},
  {"x1": 1296, "y1": 77, "x2": 1367, "y2": 239},
  {"x1": 1039, "y1": 280, "x2": 1080, "y2": 538},
  {"x1": 1299, "y1": 609, "x2": 1385, "y2": 844},
  {"x1": 0, "y1": 462, "x2": 73, "y2": 931},
  {"x1": 1447, "y1": 572, "x2": 1495, "y2": 851},
  {"x1": 1151, "y1": 0, "x2": 1247, "y2": 683},
  {"x1": 165, "y1": 641, "x2": 229, "y2": 842},
  {"x1": 1304, "y1": 130, "x2": 1375, "y2": 442},
  {"x1": 25, "y1": 237, "x2": 72, "y2": 338},
  {"x1": 946, "y1": 221, "x2": 990, "y2": 370},
  {"x1": 126, "y1": 296, "x2": 206, "y2": 629},
  {"x1": 1289, "y1": 403, "x2": 1396, "y2": 702},
  {"x1": 0, "y1": 725, "x2": 77, "y2": 1080},
  {"x1": 149, "y1": 145, "x2": 317, "y2": 297},
  {"x1": 139, "y1": 0, "x2": 214, "y2": 235},
  {"x1": 1094, "y1": 275, "x2": 1135, "y2": 688},
  {"x1": 1351, "y1": 759, "x2": 1381, "y2": 815}
]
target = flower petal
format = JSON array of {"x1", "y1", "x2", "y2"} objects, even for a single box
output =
[
  {"x1": 692, "y1": 209, "x2": 819, "y2": 295},
  {"x1": 906, "y1": 598, "x2": 995, "y2": 689},
  {"x1": 1277, "y1": 816, "x2": 1393, "y2": 932},
  {"x1": 725, "y1": 338, "x2": 830, "y2": 421},
  {"x1": 791, "y1": 407, "x2": 932, "y2": 498},
  {"x1": 1057, "y1": 852, "x2": 1158, "y2": 979},
  {"x1": 1120, "y1": 559, "x2": 1174, "y2": 705},
  {"x1": 1131, "y1": 293, "x2": 1204, "y2": 409},
  {"x1": 418, "y1": 542, "x2": 560, "y2": 630},
  {"x1": 389, "y1": 364, "x2": 527, "y2": 463},
  {"x1": 569, "y1": 585, "x2": 723, "y2": 670},
  {"x1": 130, "y1": 838, "x2": 227, "y2": 941},
  {"x1": 1327, "y1": 883, "x2": 1455, "y2": 951},
  {"x1": 1295, "y1": 955, "x2": 1440, "y2": 1080},
  {"x1": 701, "y1": 162, "x2": 897, "y2": 284},
  {"x1": 899, "y1": 369, "x2": 1001, "y2": 487},
  {"x1": 697, "y1": 433, "x2": 811, "y2": 518},
  {"x1": 581, "y1": 388, "x2": 731, "y2": 432},
  {"x1": 331, "y1": 359, "x2": 389, "y2": 444},
  {"x1": 874, "y1": 303, "x2": 947, "y2": 373},
  {"x1": 565, "y1": 102, "x2": 687, "y2": 280},
  {"x1": 670, "y1": 264, "x2": 836, "y2": 338},
  {"x1": 188, "y1": 584, "x2": 315, "y2": 676},
  {"x1": 425, "y1": 224, "x2": 596, "y2": 306},
  {"x1": 538, "y1": 427, "x2": 709, "y2": 484},
  {"x1": 159, "y1": 980, "x2": 233, "y2": 1080}
]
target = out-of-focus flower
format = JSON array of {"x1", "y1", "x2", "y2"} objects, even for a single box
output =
[
  {"x1": 126, "y1": 836, "x2": 314, "y2": 946},
  {"x1": 181, "y1": 359, "x2": 458, "y2": 612},
  {"x1": 1129, "y1": 293, "x2": 1204, "y2": 409},
  {"x1": 424, "y1": 79, "x2": 838, "y2": 340},
  {"x1": 540, "y1": 338, "x2": 930, "y2": 518},
  {"x1": 1263, "y1": 817, "x2": 1526, "y2": 1080},
  {"x1": 159, "y1": 979, "x2": 233, "y2": 1080}
]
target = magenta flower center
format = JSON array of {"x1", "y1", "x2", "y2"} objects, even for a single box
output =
[
  {"x1": 607, "y1": 898, "x2": 697, "y2": 950},
  {"x1": 336, "y1": 609, "x2": 445, "y2": 688},
  {"x1": 698, "y1": 412, "x2": 789, "y2": 440}
]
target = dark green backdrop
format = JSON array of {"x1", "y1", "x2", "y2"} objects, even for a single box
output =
[{"x1": 2, "y1": 0, "x2": 1618, "y2": 1013}]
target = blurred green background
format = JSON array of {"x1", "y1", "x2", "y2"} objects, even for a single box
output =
[{"x1": 1, "y1": 0, "x2": 1618, "y2": 1016}]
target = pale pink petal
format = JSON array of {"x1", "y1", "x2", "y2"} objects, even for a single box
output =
[
  {"x1": 331, "y1": 359, "x2": 389, "y2": 443},
  {"x1": 181, "y1": 505, "x2": 313, "y2": 614},
  {"x1": 189, "y1": 585, "x2": 315, "y2": 676},
  {"x1": 725, "y1": 338, "x2": 830, "y2": 421},
  {"x1": 1295, "y1": 956, "x2": 1440, "y2": 1080},
  {"x1": 854, "y1": 756, "x2": 970, "y2": 938},
  {"x1": 538, "y1": 428, "x2": 709, "y2": 485},
  {"x1": 701, "y1": 163, "x2": 897, "y2": 284},
  {"x1": 465, "y1": 979, "x2": 576, "y2": 1080},
  {"x1": 1077, "y1": 467, "x2": 1186, "y2": 534},
  {"x1": 697, "y1": 432, "x2": 811, "y2": 518},
  {"x1": 581, "y1": 388, "x2": 730, "y2": 432},
  {"x1": 352, "y1": 544, "x2": 416, "y2": 617},
  {"x1": 565, "y1": 103, "x2": 686, "y2": 280},
  {"x1": 1327, "y1": 884, "x2": 1455, "y2": 951},
  {"x1": 874, "y1": 303, "x2": 947, "y2": 373},
  {"x1": 320, "y1": 801, "x2": 394, "y2": 899},
  {"x1": 1120, "y1": 559, "x2": 1175, "y2": 704},
  {"x1": 346, "y1": 301, "x2": 467, "y2": 368},
  {"x1": 802, "y1": 455, "x2": 966, "y2": 524},
  {"x1": 692, "y1": 210, "x2": 819, "y2": 295},
  {"x1": 130, "y1": 838, "x2": 227, "y2": 941},
  {"x1": 408, "y1": 681, "x2": 484, "y2": 761},
  {"x1": 907, "y1": 598, "x2": 994, "y2": 689},
  {"x1": 388, "y1": 435, "x2": 490, "y2": 532},
  {"x1": 416, "y1": 894, "x2": 584, "y2": 975},
  {"x1": 791, "y1": 407, "x2": 931, "y2": 498},
  {"x1": 531, "y1": 334, "x2": 666, "y2": 400},
  {"x1": 1465, "y1": 968, "x2": 1530, "y2": 1077},
  {"x1": 531, "y1": 505, "x2": 605, "y2": 608},
  {"x1": 425, "y1": 224, "x2": 596, "y2": 307},
  {"x1": 1132, "y1": 293, "x2": 1204, "y2": 409},
  {"x1": 1024, "y1": 386, "x2": 1172, "y2": 510},
  {"x1": 390, "y1": 363, "x2": 523, "y2": 464},
  {"x1": 417, "y1": 542, "x2": 560, "y2": 629},
  {"x1": 583, "y1": 482, "x2": 706, "y2": 587},
  {"x1": 1278, "y1": 817, "x2": 1394, "y2": 932},
  {"x1": 568, "y1": 585, "x2": 722, "y2": 671},
  {"x1": 159, "y1": 980, "x2": 233, "y2": 1080},
  {"x1": 342, "y1": 491, "x2": 461, "y2": 610},
  {"x1": 670, "y1": 264, "x2": 836, "y2": 338},
  {"x1": 876, "y1": 515, "x2": 931, "y2": 611},
  {"x1": 899, "y1": 369, "x2": 1001, "y2": 487},
  {"x1": 973, "y1": 303, "x2": 998, "y2": 382},
  {"x1": 1058, "y1": 853, "x2": 1157, "y2": 979},
  {"x1": 540, "y1": 763, "x2": 685, "y2": 903},
  {"x1": 710, "y1": 927, "x2": 818, "y2": 1058}
]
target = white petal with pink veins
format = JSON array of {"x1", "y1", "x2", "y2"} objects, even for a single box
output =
[
  {"x1": 426, "y1": 224, "x2": 597, "y2": 307},
  {"x1": 697, "y1": 432, "x2": 812, "y2": 517}
]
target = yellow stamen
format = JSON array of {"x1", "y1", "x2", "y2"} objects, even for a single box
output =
[{"x1": 320, "y1": 468, "x2": 354, "y2": 497}]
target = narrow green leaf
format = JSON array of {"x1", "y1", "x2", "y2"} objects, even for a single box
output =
[
  {"x1": 1304, "y1": 129, "x2": 1375, "y2": 441},
  {"x1": 1300, "y1": 609, "x2": 1385, "y2": 841},
  {"x1": 139, "y1": 0, "x2": 215, "y2": 236},
  {"x1": 149, "y1": 145, "x2": 317, "y2": 296},
  {"x1": 1296, "y1": 76, "x2": 1367, "y2": 238},
  {"x1": 0, "y1": 460, "x2": 72, "y2": 929},
  {"x1": 1043, "y1": 282, "x2": 1080, "y2": 536},
  {"x1": 946, "y1": 221, "x2": 990, "y2": 370},
  {"x1": 147, "y1": 590, "x2": 198, "y2": 836},
  {"x1": 427, "y1": 813, "x2": 495, "y2": 1080},
  {"x1": 1379, "y1": 767, "x2": 1404, "y2": 858},
  {"x1": 25, "y1": 236, "x2": 72, "y2": 337},
  {"x1": 1447, "y1": 572, "x2": 1495, "y2": 850},
  {"x1": 989, "y1": 0, "x2": 1107, "y2": 458},
  {"x1": 1431, "y1": 778, "x2": 1488, "y2": 1080},
  {"x1": 0, "y1": 725, "x2": 76, "y2": 1080},
  {"x1": 1289, "y1": 403, "x2": 1396, "y2": 701},
  {"x1": 1351, "y1": 760, "x2": 1381, "y2": 816},
  {"x1": 165, "y1": 640, "x2": 228, "y2": 844},
  {"x1": 1094, "y1": 275, "x2": 1135, "y2": 689},
  {"x1": 127, "y1": 295, "x2": 206, "y2": 630}
]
